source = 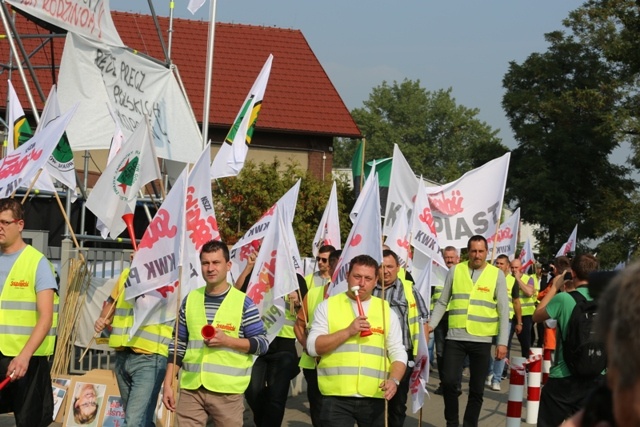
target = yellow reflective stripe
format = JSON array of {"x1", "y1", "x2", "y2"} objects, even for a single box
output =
[
  {"x1": 451, "y1": 293, "x2": 471, "y2": 300},
  {"x1": 470, "y1": 299, "x2": 497, "y2": 310},
  {"x1": 467, "y1": 314, "x2": 499, "y2": 323},
  {"x1": 115, "y1": 308, "x2": 130, "y2": 316},
  {"x1": 449, "y1": 309, "x2": 468, "y2": 316}
]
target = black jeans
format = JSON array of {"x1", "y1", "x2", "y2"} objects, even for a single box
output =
[
  {"x1": 441, "y1": 340, "x2": 492, "y2": 427},
  {"x1": 387, "y1": 353, "x2": 412, "y2": 427},
  {"x1": 320, "y1": 396, "x2": 384, "y2": 427},
  {"x1": 245, "y1": 347, "x2": 299, "y2": 427},
  {"x1": 508, "y1": 314, "x2": 532, "y2": 358},
  {"x1": 303, "y1": 368, "x2": 323, "y2": 427},
  {"x1": 0, "y1": 354, "x2": 53, "y2": 427},
  {"x1": 538, "y1": 376, "x2": 603, "y2": 427}
]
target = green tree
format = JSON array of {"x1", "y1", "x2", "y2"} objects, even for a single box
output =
[
  {"x1": 212, "y1": 159, "x2": 354, "y2": 256},
  {"x1": 502, "y1": 29, "x2": 636, "y2": 256},
  {"x1": 565, "y1": 0, "x2": 640, "y2": 166},
  {"x1": 339, "y1": 79, "x2": 508, "y2": 183}
]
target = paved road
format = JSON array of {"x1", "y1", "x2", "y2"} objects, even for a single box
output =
[{"x1": 0, "y1": 362, "x2": 536, "y2": 426}]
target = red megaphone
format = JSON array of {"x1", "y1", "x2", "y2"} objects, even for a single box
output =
[
  {"x1": 122, "y1": 213, "x2": 138, "y2": 251},
  {"x1": 201, "y1": 324, "x2": 216, "y2": 339}
]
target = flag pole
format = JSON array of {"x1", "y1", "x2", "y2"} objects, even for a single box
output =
[
  {"x1": 379, "y1": 263, "x2": 389, "y2": 427},
  {"x1": 360, "y1": 138, "x2": 366, "y2": 192},
  {"x1": 201, "y1": 0, "x2": 218, "y2": 144}
]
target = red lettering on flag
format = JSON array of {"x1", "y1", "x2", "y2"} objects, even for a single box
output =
[{"x1": 139, "y1": 209, "x2": 178, "y2": 249}]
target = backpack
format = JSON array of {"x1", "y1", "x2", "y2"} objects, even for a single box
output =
[{"x1": 562, "y1": 290, "x2": 607, "y2": 377}]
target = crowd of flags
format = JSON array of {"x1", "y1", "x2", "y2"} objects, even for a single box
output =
[{"x1": 1, "y1": 0, "x2": 592, "y2": 416}]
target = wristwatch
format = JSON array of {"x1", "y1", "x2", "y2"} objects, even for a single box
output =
[{"x1": 390, "y1": 377, "x2": 400, "y2": 386}]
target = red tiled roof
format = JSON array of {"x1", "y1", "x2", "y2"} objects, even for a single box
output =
[{"x1": 0, "y1": 10, "x2": 362, "y2": 138}]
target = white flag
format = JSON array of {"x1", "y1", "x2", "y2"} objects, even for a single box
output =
[
  {"x1": 6, "y1": 80, "x2": 30, "y2": 154},
  {"x1": 350, "y1": 160, "x2": 377, "y2": 223},
  {"x1": 486, "y1": 208, "x2": 520, "y2": 260},
  {"x1": 556, "y1": 224, "x2": 578, "y2": 257},
  {"x1": 245, "y1": 207, "x2": 299, "y2": 341},
  {"x1": 97, "y1": 106, "x2": 129, "y2": 239},
  {"x1": 211, "y1": 55, "x2": 273, "y2": 179},
  {"x1": 519, "y1": 237, "x2": 536, "y2": 273},
  {"x1": 384, "y1": 205, "x2": 410, "y2": 267},
  {"x1": 410, "y1": 325, "x2": 430, "y2": 413},
  {"x1": 188, "y1": 0, "x2": 207, "y2": 14},
  {"x1": 411, "y1": 180, "x2": 446, "y2": 268},
  {"x1": 426, "y1": 152, "x2": 511, "y2": 248},
  {"x1": 329, "y1": 177, "x2": 383, "y2": 296},
  {"x1": 34, "y1": 85, "x2": 78, "y2": 201},
  {"x1": 383, "y1": 145, "x2": 420, "y2": 236},
  {"x1": 130, "y1": 144, "x2": 221, "y2": 334},
  {"x1": 229, "y1": 179, "x2": 302, "y2": 283},
  {"x1": 0, "y1": 105, "x2": 77, "y2": 198},
  {"x1": 86, "y1": 120, "x2": 161, "y2": 239},
  {"x1": 312, "y1": 181, "x2": 341, "y2": 257}
]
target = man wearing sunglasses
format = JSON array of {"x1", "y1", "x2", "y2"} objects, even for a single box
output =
[{"x1": 306, "y1": 245, "x2": 336, "y2": 290}]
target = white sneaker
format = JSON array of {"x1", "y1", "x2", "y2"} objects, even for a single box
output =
[
  {"x1": 485, "y1": 375, "x2": 493, "y2": 387},
  {"x1": 491, "y1": 382, "x2": 501, "y2": 391}
]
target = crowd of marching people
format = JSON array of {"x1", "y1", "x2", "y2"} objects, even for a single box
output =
[{"x1": 0, "y1": 193, "x2": 638, "y2": 427}]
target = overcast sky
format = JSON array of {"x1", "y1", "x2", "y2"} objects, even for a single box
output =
[{"x1": 111, "y1": 1, "x2": 585, "y2": 150}]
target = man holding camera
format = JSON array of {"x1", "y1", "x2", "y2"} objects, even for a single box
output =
[{"x1": 533, "y1": 254, "x2": 602, "y2": 427}]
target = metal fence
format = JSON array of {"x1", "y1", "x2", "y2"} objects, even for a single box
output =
[{"x1": 60, "y1": 240, "x2": 134, "y2": 374}]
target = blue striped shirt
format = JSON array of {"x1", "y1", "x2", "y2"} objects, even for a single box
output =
[{"x1": 168, "y1": 286, "x2": 269, "y2": 366}]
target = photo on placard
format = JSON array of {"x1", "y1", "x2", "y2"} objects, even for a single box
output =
[
  {"x1": 53, "y1": 377, "x2": 71, "y2": 388},
  {"x1": 51, "y1": 384, "x2": 67, "y2": 420},
  {"x1": 102, "y1": 395, "x2": 126, "y2": 427},
  {"x1": 65, "y1": 381, "x2": 106, "y2": 427}
]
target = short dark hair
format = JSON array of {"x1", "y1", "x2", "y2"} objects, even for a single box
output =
[
  {"x1": 200, "y1": 240, "x2": 230, "y2": 262},
  {"x1": 553, "y1": 256, "x2": 571, "y2": 272},
  {"x1": 0, "y1": 198, "x2": 23, "y2": 221},
  {"x1": 329, "y1": 249, "x2": 342, "y2": 263},
  {"x1": 318, "y1": 244, "x2": 336, "y2": 254},
  {"x1": 571, "y1": 253, "x2": 598, "y2": 281},
  {"x1": 467, "y1": 235, "x2": 488, "y2": 251},
  {"x1": 382, "y1": 249, "x2": 400, "y2": 266},
  {"x1": 348, "y1": 254, "x2": 379, "y2": 277},
  {"x1": 496, "y1": 254, "x2": 509, "y2": 263}
]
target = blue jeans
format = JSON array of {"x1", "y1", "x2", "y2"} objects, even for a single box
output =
[
  {"x1": 114, "y1": 350, "x2": 167, "y2": 427},
  {"x1": 486, "y1": 336, "x2": 506, "y2": 385}
]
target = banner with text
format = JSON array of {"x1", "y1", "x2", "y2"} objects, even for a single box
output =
[
  {"x1": 486, "y1": 208, "x2": 520, "y2": 260},
  {"x1": 57, "y1": 33, "x2": 202, "y2": 164},
  {"x1": 425, "y1": 152, "x2": 511, "y2": 249},
  {"x1": 7, "y1": 0, "x2": 123, "y2": 46}
]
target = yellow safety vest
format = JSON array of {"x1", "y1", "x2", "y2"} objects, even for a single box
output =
[
  {"x1": 317, "y1": 293, "x2": 390, "y2": 398},
  {"x1": 305, "y1": 272, "x2": 330, "y2": 290},
  {"x1": 277, "y1": 295, "x2": 297, "y2": 339},
  {"x1": 399, "y1": 279, "x2": 420, "y2": 357},
  {"x1": 448, "y1": 262, "x2": 500, "y2": 337},
  {"x1": 108, "y1": 269, "x2": 172, "y2": 356},
  {"x1": 0, "y1": 245, "x2": 59, "y2": 356},
  {"x1": 299, "y1": 286, "x2": 325, "y2": 369},
  {"x1": 518, "y1": 274, "x2": 536, "y2": 316},
  {"x1": 506, "y1": 275, "x2": 515, "y2": 320},
  {"x1": 430, "y1": 285, "x2": 443, "y2": 312},
  {"x1": 180, "y1": 286, "x2": 253, "y2": 393}
]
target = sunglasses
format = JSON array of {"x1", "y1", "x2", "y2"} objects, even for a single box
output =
[{"x1": 316, "y1": 256, "x2": 329, "y2": 263}]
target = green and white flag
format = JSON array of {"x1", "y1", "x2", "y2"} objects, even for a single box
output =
[
  {"x1": 211, "y1": 54, "x2": 273, "y2": 179},
  {"x1": 35, "y1": 85, "x2": 78, "y2": 201},
  {"x1": 86, "y1": 120, "x2": 161, "y2": 239},
  {"x1": 6, "y1": 80, "x2": 32, "y2": 153}
]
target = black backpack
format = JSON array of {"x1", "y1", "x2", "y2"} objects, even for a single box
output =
[{"x1": 562, "y1": 290, "x2": 607, "y2": 377}]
